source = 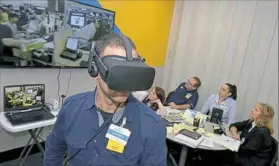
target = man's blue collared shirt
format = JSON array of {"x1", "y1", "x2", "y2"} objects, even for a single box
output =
[
  {"x1": 166, "y1": 82, "x2": 199, "y2": 109},
  {"x1": 44, "y1": 91, "x2": 167, "y2": 166}
]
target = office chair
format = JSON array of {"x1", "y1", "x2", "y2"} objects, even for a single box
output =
[
  {"x1": 270, "y1": 137, "x2": 278, "y2": 166},
  {"x1": 164, "y1": 91, "x2": 174, "y2": 106}
]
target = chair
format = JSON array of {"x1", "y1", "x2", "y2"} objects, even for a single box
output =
[
  {"x1": 164, "y1": 91, "x2": 174, "y2": 106},
  {"x1": 270, "y1": 137, "x2": 278, "y2": 166}
]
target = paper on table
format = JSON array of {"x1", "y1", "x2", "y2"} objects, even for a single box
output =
[
  {"x1": 164, "y1": 107, "x2": 182, "y2": 115},
  {"x1": 173, "y1": 123, "x2": 196, "y2": 133},
  {"x1": 43, "y1": 42, "x2": 54, "y2": 49},
  {"x1": 196, "y1": 128, "x2": 206, "y2": 133},
  {"x1": 205, "y1": 132, "x2": 215, "y2": 137},
  {"x1": 212, "y1": 134, "x2": 241, "y2": 152},
  {"x1": 200, "y1": 137, "x2": 215, "y2": 148},
  {"x1": 166, "y1": 127, "x2": 173, "y2": 134}
]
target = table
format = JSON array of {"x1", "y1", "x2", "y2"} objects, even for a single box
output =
[
  {"x1": 167, "y1": 133, "x2": 227, "y2": 166},
  {"x1": 164, "y1": 107, "x2": 230, "y2": 166},
  {"x1": 0, "y1": 109, "x2": 59, "y2": 166}
]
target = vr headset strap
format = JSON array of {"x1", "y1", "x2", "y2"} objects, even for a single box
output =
[{"x1": 120, "y1": 35, "x2": 133, "y2": 61}]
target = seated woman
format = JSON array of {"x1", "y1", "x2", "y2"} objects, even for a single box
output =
[
  {"x1": 142, "y1": 86, "x2": 166, "y2": 116},
  {"x1": 200, "y1": 83, "x2": 237, "y2": 124},
  {"x1": 229, "y1": 103, "x2": 275, "y2": 166}
]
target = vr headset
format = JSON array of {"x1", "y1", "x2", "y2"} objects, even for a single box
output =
[{"x1": 88, "y1": 34, "x2": 155, "y2": 91}]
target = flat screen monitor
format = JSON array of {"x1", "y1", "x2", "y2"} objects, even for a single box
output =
[
  {"x1": 210, "y1": 107, "x2": 224, "y2": 124},
  {"x1": 3, "y1": 84, "x2": 45, "y2": 111},
  {"x1": 69, "y1": 12, "x2": 85, "y2": 27},
  {"x1": 66, "y1": 37, "x2": 79, "y2": 51},
  {"x1": 0, "y1": 0, "x2": 115, "y2": 68},
  {"x1": 65, "y1": 0, "x2": 115, "y2": 40}
]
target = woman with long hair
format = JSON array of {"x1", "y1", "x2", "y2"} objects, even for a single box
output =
[
  {"x1": 229, "y1": 103, "x2": 275, "y2": 166},
  {"x1": 201, "y1": 83, "x2": 237, "y2": 123},
  {"x1": 142, "y1": 86, "x2": 166, "y2": 116}
]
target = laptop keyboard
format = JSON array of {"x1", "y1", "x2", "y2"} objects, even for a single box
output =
[
  {"x1": 5, "y1": 107, "x2": 55, "y2": 125},
  {"x1": 10, "y1": 110, "x2": 43, "y2": 120}
]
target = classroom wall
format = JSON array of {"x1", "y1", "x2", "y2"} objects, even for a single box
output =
[
  {"x1": 163, "y1": 0, "x2": 278, "y2": 141},
  {"x1": 0, "y1": 0, "x2": 174, "y2": 152}
]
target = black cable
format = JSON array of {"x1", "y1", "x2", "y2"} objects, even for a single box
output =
[
  {"x1": 57, "y1": 67, "x2": 61, "y2": 107},
  {"x1": 63, "y1": 104, "x2": 120, "y2": 166},
  {"x1": 65, "y1": 68, "x2": 72, "y2": 97}
]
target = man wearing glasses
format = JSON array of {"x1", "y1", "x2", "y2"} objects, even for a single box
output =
[{"x1": 165, "y1": 77, "x2": 201, "y2": 110}]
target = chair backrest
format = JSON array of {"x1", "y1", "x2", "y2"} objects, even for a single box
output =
[
  {"x1": 270, "y1": 137, "x2": 278, "y2": 166},
  {"x1": 165, "y1": 91, "x2": 174, "y2": 105}
]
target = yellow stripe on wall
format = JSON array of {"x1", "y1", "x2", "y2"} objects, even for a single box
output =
[{"x1": 99, "y1": 0, "x2": 175, "y2": 67}]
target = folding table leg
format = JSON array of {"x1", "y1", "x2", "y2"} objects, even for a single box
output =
[
  {"x1": 17, "y1": 127, "x2": 44, "y2": 166},
  {"x1": 178, "y1": 146, "x2": 188, "y2": 166},
  {"x1": 29, "y1": 128, "x2": 45, "y2": 155},
  {"x1": 20, "y1": 141, "x2": 35, "y2": 166},
  {"x1": 168, "y1": 153, "x2": 178, "y2": 166},
  {"x1": 18, "y1": 129, "x2": 37, "y2": 159}
]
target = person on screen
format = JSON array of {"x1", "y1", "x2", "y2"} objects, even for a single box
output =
[
  {"x1": 165, "y1": 77, "x2": 201, "y2": 110},
  {"x1": 200, "y1": 83, "x2": 237, "y2": 124},
  {"x1": 44, "y1": 33, "x2": 167, "y2": 166},
  {"x1": 142, "y1": 86, "x2": 167, "y2": 116},
  {"x1": 229, "y1": 103, "x2": 275, "y2": 166},
  {"x1": 4, "y1": 13, "x2": 19, "y2": 36}
]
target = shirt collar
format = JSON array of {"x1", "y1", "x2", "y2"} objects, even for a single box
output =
[
  {"x1": 84, "y1": 89, "x2": 135, "y2": 123},
  {"x1": 83, "y1": 90, "x2": 96, "y2": 110}
]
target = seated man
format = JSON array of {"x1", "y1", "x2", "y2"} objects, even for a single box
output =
[{"x1": 165, "y1": 76, "x2": 201, "y2": 110}]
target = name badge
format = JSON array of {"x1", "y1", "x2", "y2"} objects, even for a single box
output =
[
  {"x1": 105, "y1": 124, "x2": 131, "y2": 146},
  {"x1": 185, "y1": 93, "x2": 192, "y2": 99},
  {"x1": 106, "y1": 139, "x2": 125, "y2": 153}
]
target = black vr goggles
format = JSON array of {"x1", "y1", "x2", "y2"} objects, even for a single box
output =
[{"x1": 88, "y1": 34, "x2": 155, "y2": 91}]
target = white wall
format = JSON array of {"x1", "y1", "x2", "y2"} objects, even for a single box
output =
[
  {"x1": 0, "y1": 68, "x2": 164, "y2": 152},
  {"x1": 163, "y1": 0, "x2": 278, "y2": 140}
]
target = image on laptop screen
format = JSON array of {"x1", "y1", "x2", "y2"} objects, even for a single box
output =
[
  {"x1": 66, "y1": 37, "x2": 79, "y2": 51},
  {"x1": 4, "y1": 84, "x2": 45, "y2": 111}
]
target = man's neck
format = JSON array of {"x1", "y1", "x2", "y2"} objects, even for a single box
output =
[{"x1": 95, "y1": 88, "x2": 118, "y2": 113}]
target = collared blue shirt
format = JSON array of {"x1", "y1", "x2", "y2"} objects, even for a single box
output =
[
  {"x1": 200, "y1": 94, "x2": 236, "y2": 124},
  {"x1": 44, "y1": 91, "x2": 167, "y2": 166},
  {"x1": 166, "y1": 82, "x2": 199, "y2": 109}
]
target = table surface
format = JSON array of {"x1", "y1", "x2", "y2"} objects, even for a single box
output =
[
  {"x1": 164, "y1": 106, "x2": 231, "y2": 151},
  {"x1": 0, "y1": 109, "x2": 59, "y2": 133},
  {"x1": 167, "y1": 133, "x2": 227, "y2": 151}
]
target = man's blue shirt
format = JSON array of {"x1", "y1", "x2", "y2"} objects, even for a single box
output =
[
  {"x1": 166, "y1": 82, "x2": 199, "y2": 109},
  {"x1": 44, "y1": 90, "x2": 167, "y2": 166}
]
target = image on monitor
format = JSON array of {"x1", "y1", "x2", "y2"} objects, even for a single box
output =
[
  {"x1": 0, "y1": 0, "x2": 115, "y2": 68},
  {"x1": 65, "y1": 0, "x2": 115, "y2": 40},
  {"x1": 66, "y1": 37, "x2": 79, "y2": 51},
  {"x1": 4, "y1": 84, "x2": 45, "y2": 111}
]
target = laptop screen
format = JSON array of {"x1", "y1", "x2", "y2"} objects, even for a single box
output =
[
  {"x1": 66, "y1": 37, "x2": 79, "y2": 51},
  {"x1": 3, "y1": 84, "x2": 45, "y2": 111}
]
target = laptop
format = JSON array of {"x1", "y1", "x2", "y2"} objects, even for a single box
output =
[
  {"x1": 3, "y1": 84, "x2": 55, "y2": 125},
  {"x1": 60, "y1": 37, "x2": 81, "y2": 61}
]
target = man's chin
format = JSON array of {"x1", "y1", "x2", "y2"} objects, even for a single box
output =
[{"x1": 112, "y1": 96, "x2": 129, "y2": 103}]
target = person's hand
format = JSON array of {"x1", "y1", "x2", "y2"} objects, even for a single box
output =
[
  {"x1": 169, "y1": 102, "x2": 177, "y2": 109},
  {"x1": 151, "y1": 99, "x2": 161, "y2": 104},
  {"x1": 231, "y1": 133, "x2": 240, "y2": 140}
]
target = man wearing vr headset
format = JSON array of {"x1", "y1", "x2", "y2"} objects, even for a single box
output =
[{"x1": 44, "y1": 33, "x2": 167, "y2": 166}]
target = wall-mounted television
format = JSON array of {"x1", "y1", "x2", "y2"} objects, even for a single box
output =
[{"x1": 0, "y1": 0, "x2": 115, "y2": 68}]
